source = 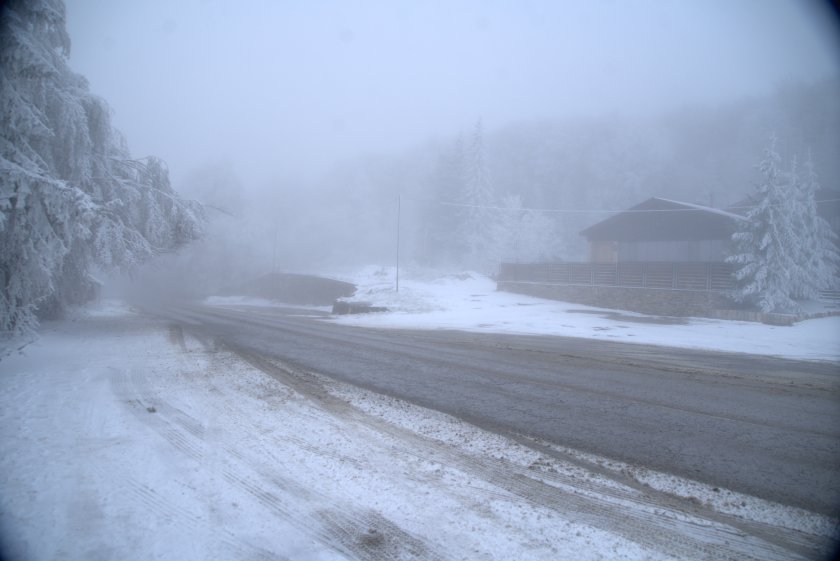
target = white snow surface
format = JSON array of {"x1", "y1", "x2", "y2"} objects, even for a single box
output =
[
  {"x1": 325, "y1": 266, "x2": 840, "y2": 362},
  {"x1": 2, "y1": 307, "x2": 836, "y2": 560}
]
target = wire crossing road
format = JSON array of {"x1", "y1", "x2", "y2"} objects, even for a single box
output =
[{"x1": 154, "y1": 302, "x2": 840, "y2": 516}]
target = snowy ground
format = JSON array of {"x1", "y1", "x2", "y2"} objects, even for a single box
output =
[
  {"x1": 1, "y1": 303, "x2": 838, "y2": 560},
  {"x1": 324, "y1": 266, "x2": 840, "y2": 363}
]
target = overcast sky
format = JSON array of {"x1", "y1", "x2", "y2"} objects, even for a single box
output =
[{"x1": 64, "y1": 0, "x2": 840, "y2": 189}]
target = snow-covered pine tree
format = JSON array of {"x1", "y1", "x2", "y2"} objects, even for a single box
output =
[
  {"x1": 459, "y1": 119, "x2": 498, "y2": 273},
  {"x1": 727, "y1": 138, "x2": 838, "y2": 312},
  {"x1": 728, "y1": 139, "x2": 798, "y2": 312},
  {"x1": 0, "y1": 0, "x2": 203, "y2": 332},
  {"x1": 422, "y1": 134, "x2": 466, "y2": 265},
  {"x1": 789, "y1": 155, "x2": 840, "y2": 298}
]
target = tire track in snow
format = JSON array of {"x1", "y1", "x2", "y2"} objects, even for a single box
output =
[
  {"x1": 204, "y1": 375, "x2": 444, "y2": 561},
  {"x1": 107, "y1": 364, "x2": 291, "y2": 561},
  {"x1": 110, "y1": 331, "x2": 443, "y2": 561}
]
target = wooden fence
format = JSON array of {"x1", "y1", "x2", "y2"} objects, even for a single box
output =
[{"x1": 498, "y1": 262, "x2": 737, "y2": 292}]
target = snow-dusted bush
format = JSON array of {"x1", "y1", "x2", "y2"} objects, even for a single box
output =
[{"x1": 494, "y1": 195, "x2": 555, "y2": 264}]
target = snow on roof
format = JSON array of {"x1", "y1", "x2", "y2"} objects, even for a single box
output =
[{"x1": 652, "y1": 197, "x2": 747, "y2": 221}]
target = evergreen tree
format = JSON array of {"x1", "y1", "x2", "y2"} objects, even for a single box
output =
[
  {"x1": 789, "y1": 155, "x2": 840, "y2": 298},
  {"x1": 459, "y1": 119, "x2": 497, "y2": 272},
  {"x1": 0, "y1": 0, "x2": 203, "y2": 332},
  {"x1": 423, "y1": 134, "x2": 466, "y2": 265},
  {"x1": 727, "y1": 138, "x2": 838, "y2": 312}
]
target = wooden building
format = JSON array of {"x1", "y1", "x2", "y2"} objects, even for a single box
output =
[{"x1": 580, "y1": 198, "x2": 745, "y2": 264}]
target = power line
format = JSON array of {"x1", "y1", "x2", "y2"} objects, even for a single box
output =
[
  {"x1": 400, "y1": 195, "x2": 840, "y2": 216},
  {"x1": 401, "y1": 196, "x2": 735, "y2": 215}
]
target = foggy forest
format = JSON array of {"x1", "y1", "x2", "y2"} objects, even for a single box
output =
[{"x1": 2, "y1": 0, "x2": 840, "y2": 327}]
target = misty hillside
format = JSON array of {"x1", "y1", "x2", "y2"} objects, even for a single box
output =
[{"x1": 242, "y1": 78, "x2": 840, "y2": 270}]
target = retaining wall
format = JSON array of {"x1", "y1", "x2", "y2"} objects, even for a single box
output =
[{"x1": 497, "y1": 281, "x2": 734, "y2": 318}]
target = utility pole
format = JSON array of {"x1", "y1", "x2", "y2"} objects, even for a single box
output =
[
  {"x1": 272, "y1": 222, "x2": 279, "y2": 273},
  {"x1": 396, "y1": 194, "x2": 401, "y2": 292}
]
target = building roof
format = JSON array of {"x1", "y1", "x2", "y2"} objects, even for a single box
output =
[{"x1": 580, "y1": 197, "x2": 745, "y2": 242}]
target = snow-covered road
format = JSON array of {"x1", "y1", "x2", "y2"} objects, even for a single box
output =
[{"x1": 1, "y1": 308, "x2": 837, "y2": 560}]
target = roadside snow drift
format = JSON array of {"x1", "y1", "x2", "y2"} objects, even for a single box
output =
[{"x1": 326, "y1": 267, "x2": 840, "y2": 362}]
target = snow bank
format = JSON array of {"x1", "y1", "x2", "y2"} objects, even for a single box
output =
[{"x1": 327, "y1": 266, "x2": 840, "y2": 362}]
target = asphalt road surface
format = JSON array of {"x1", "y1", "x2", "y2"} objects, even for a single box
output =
[{"x1": 152, "y1": 302, "x2": 840, "y2": 516}]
